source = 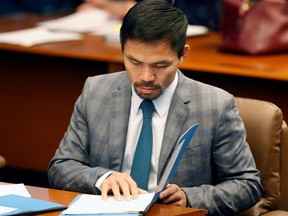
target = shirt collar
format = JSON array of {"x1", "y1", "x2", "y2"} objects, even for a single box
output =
[{"x1": 131, "y1": 72, "x2": 178, "y2": 118}]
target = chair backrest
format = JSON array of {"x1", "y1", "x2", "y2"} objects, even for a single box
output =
[{"x1": 235, "y1": 97, "x2": 288, "y2": 216}]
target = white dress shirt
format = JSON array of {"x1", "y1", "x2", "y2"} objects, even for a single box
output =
[
  {"x1": 122, "y1": 73, "x2": 178, "y2": 192},
  {"x1": 96, "y1": 73, "x2": 178, "y2": 192}
]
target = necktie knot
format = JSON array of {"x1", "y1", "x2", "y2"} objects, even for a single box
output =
[{"x1": 141, "y1": 100, "x2": 155, "y2": 119}]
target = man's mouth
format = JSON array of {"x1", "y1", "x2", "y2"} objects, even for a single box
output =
[{"x1": 138, "y1": 86, "x2": 156, "y2": 95}]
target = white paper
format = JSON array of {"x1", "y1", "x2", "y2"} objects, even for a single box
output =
[
  {"x1": 0, "y1": 27, "x2": 82, "y2": 46},
  {"x1": 186, "y1": 25, "x2": 209, "y2": 37},
  {"x1": 37, "y1": 9, "x2": 208, "y2": 38},
  {"x1": 38, "y1": 9, "x2": 119, "y2": 33},
  {"x1": 0, "y1": 183, "x2": 31, "y2": 197},
  {"x1": 0, "y1": 206, "x2": 17, "y2": 214},
  {"x1": 62, "y1": 193, "x2": 155, "y2": 215}
]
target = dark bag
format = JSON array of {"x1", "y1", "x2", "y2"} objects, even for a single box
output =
[{"x1": 219, "y1": 0, "x2": 288, "y2": 55}]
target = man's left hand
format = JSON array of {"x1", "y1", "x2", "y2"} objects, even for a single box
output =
[{"x1": 158, "y1": 184, "x2": 187, "y2": 207}]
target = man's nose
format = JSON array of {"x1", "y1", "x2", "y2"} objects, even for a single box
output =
[{"x1": 141, "y1": 67, "x2": 156, "y2": 82}]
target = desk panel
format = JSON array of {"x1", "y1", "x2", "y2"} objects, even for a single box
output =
[{"x1": 0, "y1": 50, "x2": 107, "y2": 171}]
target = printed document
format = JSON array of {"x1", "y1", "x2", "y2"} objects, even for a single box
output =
[
  {"x1": 0, "y1": 27, "x2": 82, "y2": 46},
  {"x1": 0, "y1": 183, "x2": 30, "y2": 197}
]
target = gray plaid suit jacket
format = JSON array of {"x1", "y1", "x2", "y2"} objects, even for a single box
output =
[{"x1": 48, "y1": 70, "x2": 262, "y2": 215}]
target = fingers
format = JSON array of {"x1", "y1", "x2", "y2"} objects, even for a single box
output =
[
  {"x1": 105, "y1": 1, "x2": 136, "y2": 19},
  {"x1": 159, "y1": 184, "x2": 187, "y2": 207},
  {"x1": 138, "y1": 188, "x2": 149, "y2": 194},
  {"x1": 78, "y1": 0, "x2": 136, "y2": 19},
  {"x1": 76, "y1": 3, "x2": 96, "y2": 12},
  {"x1": 76, "y1": 0, "x2": 109, "y2": 12},
  {"x1": 100, "y1": 172, "x2": 140, "y2": 201},
  {"x1": 86, "y1": 0, "x2": 108, "y2": 8},
  {"x1": 120, "y1": 176, "x2": 137, "y2": 200}
]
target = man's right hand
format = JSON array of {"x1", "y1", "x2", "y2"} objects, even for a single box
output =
[{"x1": 100, "y1": 171, "x2": 148, "y2": 201}]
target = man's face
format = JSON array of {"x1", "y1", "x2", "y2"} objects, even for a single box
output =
[{"x1": 123, "y1": 39, "x2": 186, "y2": 100}]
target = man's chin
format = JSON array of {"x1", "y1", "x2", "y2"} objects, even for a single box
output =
[
  {"x1": 136, "y1": 92, "x2": 161, "y2": 100},
  {"x1": 134, "y1": 86, "x2": 162, "y2": 100}
]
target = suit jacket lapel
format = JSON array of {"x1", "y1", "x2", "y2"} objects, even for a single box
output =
[
  {"x1": 109, "y1": 74, "x2": 132, "y2": 171},
  {"x1": 107, "y1": 71, "x2": 192, "y2": 180},
  {"x1": 158, "y1": 71, "x2": 191, "y2": 181}
]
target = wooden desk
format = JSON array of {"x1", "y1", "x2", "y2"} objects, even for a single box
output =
[
  {"x1": 1, "y1": 14, "x2": 288, "y2": 80},
  {"x1": 25, "y1": 185, "x2": 208, "y2": 216},
  {"x1": 0, "y1": 13, "x2": 287, "y2": 174}
]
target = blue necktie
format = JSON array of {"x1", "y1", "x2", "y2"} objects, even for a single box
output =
[{"x1": 130, "y1": 99, "x2": 155, "y2": 191}]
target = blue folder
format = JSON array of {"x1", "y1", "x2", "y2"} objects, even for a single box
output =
[
  {"x1": 143, "y1": 123, "x2": 199, "y2": 214},
  {"x1": 0, "y1": 194, "x2": 67, "y2": 215}
]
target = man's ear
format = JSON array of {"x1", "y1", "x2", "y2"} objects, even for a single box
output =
[
  {"x1": 182, "y1": 44, "x2": 190, "y2": 59},
  {"x1": 179, "y1": 44, "x2": 190, "y2": 63}
]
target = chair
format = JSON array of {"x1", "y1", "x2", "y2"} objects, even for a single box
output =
[
  {"x1": 0, "y1": 155, "x2": 6, "y2": 168},
  {"x1": 235, "y1": 97, "x2": 288, "y2": 216}
]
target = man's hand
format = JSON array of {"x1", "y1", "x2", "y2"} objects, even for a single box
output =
[
  {"x1": 77, "y1": 0, "x2": 136, "y2": 19},
  {"x1": 100, "y1": 172, "x2": 147, "y2": 201},
  {"x1": 158, "y1": 184, "x2": 188, "y2": 207}
]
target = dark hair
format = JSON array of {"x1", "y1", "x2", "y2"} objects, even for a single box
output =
[{"x1": 120, "y1": 0, "x2": 188, "y2": 58}]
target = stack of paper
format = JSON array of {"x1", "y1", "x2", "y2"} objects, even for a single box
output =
[
  {"x1": 38, "y1": 8, "x2": 122, "y2": 42},
  {"x1": 38, "y1": 9, "x2": 119, "y2": 33},
  {"x1": 0, "y1": 7, "x2": 209, "y2": 46},
  {"x1": 0, "y1": 183, "x2": 30, "y2": 197},
  {"x1": 62, "y1": 193, "x2": 154, "y2": 215},
  {"x1": 38, "y1": 9, "x2": 209, "y2": 37},
  {"x1": 0, "y1": 27, "x2": 82, "y2": 47}
]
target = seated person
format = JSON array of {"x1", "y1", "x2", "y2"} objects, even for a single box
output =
[
  {"x1": 77, "y1": 0, "x2": 222, "y2": 30},
  {"x1": 48, "y1": 0, "x2": 262, "y2": 215}
]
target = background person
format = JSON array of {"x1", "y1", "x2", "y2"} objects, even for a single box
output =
[
  {"x1": 0, "y1": 0, "x2": 81, "y2": 15},
  {"x1": 77, "y1": 0, "x2": 222, "y2": 30}
]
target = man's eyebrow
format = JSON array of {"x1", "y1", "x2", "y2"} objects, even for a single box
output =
[
  {"x1": 126, "y1": 54, "x2": 140, "y2": 62},
  {"x1": 153, "y1": 60, "x2": 172, "y2": 65},
  {"x1": 125, "y1": 54, "x2": 172, "y2": 65}
]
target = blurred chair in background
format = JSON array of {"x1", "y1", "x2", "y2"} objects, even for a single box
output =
[{"x1": 235, "y1": 97, "x2": 288, "y2": 216}]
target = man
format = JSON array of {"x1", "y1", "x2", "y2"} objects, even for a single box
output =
[{"x1": 48, "y1": 0, "x2": 262, "y2": 215}]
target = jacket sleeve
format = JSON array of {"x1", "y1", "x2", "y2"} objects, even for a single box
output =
[
  {"x1": 47, "y1": 77, "x2": 110, "y2": 194},
  {"x1": 182, "y1": 94, "x2": 262, "y2": 215}
]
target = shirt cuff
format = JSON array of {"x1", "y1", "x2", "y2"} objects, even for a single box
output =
[{"x1": 95, "y1": 171, "x2": 114, "y2": 191}]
